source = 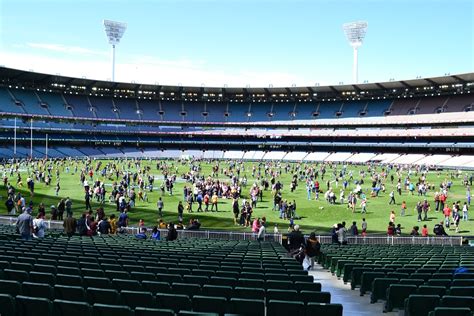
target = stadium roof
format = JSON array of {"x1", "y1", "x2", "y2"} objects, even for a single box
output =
[{"x1": 0, "y1": 66, "x2": 473, "y2": 101}]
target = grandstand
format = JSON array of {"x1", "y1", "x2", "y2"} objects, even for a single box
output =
[{"x1": 1, "y1": 67, "x2": 474, "y2": 169}]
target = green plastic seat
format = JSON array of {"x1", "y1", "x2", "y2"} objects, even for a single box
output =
[
  {"x1": 16, "y1": 295, "x2": 53, "y2": 316},
  {"x1": 299, "y1": 290, "x2": 331, "y2": 304},
  {"x1": 233, "y1": 286, "x2": 266, "y2": 300},
  {"x1": 155, "y1": 293, "x2": 191, "y2": 313},
  {"x1": 53, "y1": 299, "x2": 92, "y2": 316},
  {"x1": 428, "y1": 307, "x2": 472, "y2": 316},
  {"x1": 29, "y1": 271, "x2": 56, "y2": 285},
  {"x1": 92, "y1": 304, "x2": 133, "y2": 316},
  {"x1": 201, "y1": 285, "x2": 232, "y2": 300},
  {"x1": 384, "y1": 284, "x2": 418, "y2": 312},
  {"x1": 0, "y1": 294, "x2": 15, "y2": 316},
  {"x1": 56, "y1": 274, "x2": 83, "y2": 287},
  {"x1": 294, "y1": 281, "x2": 322, "y2": 292},
  {"x1": 172, "y1": 282, "x2": 201, "y2": 298},
  {"x1": 449, "y1": 287, "x2": 474, "y2": 297},
  {"x1": 120, "y1": 290, "x2": 156, "y2": 309},
  {"x1": 360, "y1": 272, "x2": 385, "y2": 296},
  {"x1": 134, "y1": 307, "x2": 175, "y2": 316},
  {"x1": 306, "y1": 303, "x2": 343, "y2": 316},
  {"x1": 370, "y1": 278, "x2": 399, "y2": 303},
  {"x1": 4, "y1": 269, "x2": 29, "y2": 282},
  {"x1": 0, "y1": 280, "x2": 21, "y2": 296},
  {"x1": 22, "y1": 282, "x2": 54, "y2": 300},
  {"x1": 192, "y1": 295, "x2": 227, "y2": 315},
  {"x1": 267, "y1": 299, "x2": 305, "y2": 316},
  {"x1": 229, "y1": 298, "x2": 264, "y2": 316},
  {"x1": 54, "y1": 285, "x2": 86, "y2": 302},
  {"x1": 130, "y1": 272, "x2": 156, "y2": 282},
  {"x1": 404, "y1": 295, "x2": 440, "y2": 316},
  {"x1": 112, "y1": 279, "x2": 142, "y2": 291},
  {"x1": 86, "y1": 287, "x2": 121, "y2": 305},
  {"x1": 141, "y1": 281, "x2": 172, "y2": 294},
  {"x1": 440, "y1": 295, "x2": 474, "y2": 310},
  {"x1": 267, "y1": 289, "x2": 298, "y2": 301},
  {"x1": 417, "y1": 285, "x2": 447, "y2": 297}
]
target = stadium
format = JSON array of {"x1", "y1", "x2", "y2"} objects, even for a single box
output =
[{"x1": 1, "y1": 1, "x2": 474, "y2": 315}]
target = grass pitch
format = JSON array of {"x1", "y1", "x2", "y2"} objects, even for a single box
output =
[{"x1": 1, "y1": 159, "x2": 473, "y2": 236}]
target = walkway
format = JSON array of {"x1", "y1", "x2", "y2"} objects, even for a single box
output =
[{"x1": 309, "y1": 265, "x2": 398, "y2": 316}]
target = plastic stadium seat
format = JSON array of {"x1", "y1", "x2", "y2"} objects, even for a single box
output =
[
  {"x1": 92, "y1": 304, "x2": 133, "y2": 316},
  {"x1": 440, "y1": 295, "x2": 474, "y2": 310},
  {"x1": 451, "y1": 280, "x2": 474, "y2": 287},
  {"x1": 0, "y1": 294, "x2": 15, "y2": 316},
  {"x1": 22, "y1": 282, "x2": 54, "y2": 300},
  {"x1": 141, "y1": 281, "x2": 172, "y2": 294},
  {"x1": 57, "y1": 266, "x2": 81, "y2": 275},
  {"x1": 16, "y1": 295, "x2": 53, "y2": 316},
  {"x1": 81, "y1": 268, "x2": 105, "y2": 278},
  {"x1": 209, "y1": 276, "x2": 236, "y2": 287},
  {"x1": 306, "y1": 303, "x2": 343, "y2": 316},
  {"x1": 267, "y1": 289, "x2": 298, "y2": 301},
  {"x1": 155, "y1": 293, "x2": 192, "y2": 313},
  {"x1": 449, "y1": 286, "x2": 474, "y2": 297},
  {"x1": 229, "y1": 298, "x2": 265, "y2": 316},
  {"x1": 29, "y1": 271, "x2": 56, "y2": 285},
  {"x1": 403, "y1": 295, "x2": 440, "y2": 316},
  {"x1": 290, "y1": 274, "x2": 314, "y2": 283},
  {"x1": 417, "y1": 285, "x2": 447, "y2": 296},
  {"x1": 399, "y1": 278, "x2": 425, "y2": 287},
  {"x1": 120, "y1": 290, "x2": 156, "y2": 309},
  {"x1": 237, "y1": 278, "x2": 265, "y2": 288},
  {"x1": 428, "y1": 307, "x2": 472, "y2": 316},
  {"x1": 83, "y1": 276, "x2": 113, "y2": 289},
  {"x1": 233, "y1": 286, "x2": 266, "y2": 300},
  {"x1": 53, "y1": 299, "x2": 92, "y2": 316},
  {"x1": 4, "y1": 269, "x2": 29, "y2": 282},
  {"x1": 427, "y1": 279, "x2": 452, "y2": 288},
  {"x1": 267, "y1": 299, "x2": 305, "y2": 316},
  {"x1": 370, "y1": 278, "x2": 399, "y2": 303},
  {"x1": 351, "y1": 267, "x2": 372, "y2": 290},
  {"x1": 360, "y1": 272, "x2": 385, "y2": 296},
  {"x1": 0, "y1": 280, "x2": 21, "y2": 296},
  {"x1": 182, "y1": 275, "x2": 209, "y2": 286},
  {"x1": 265, "y1": 280, "x2": 293, "y2": 290},
  {"x1": 11, "y1": 262, "x2": 33, "y2": 272},
  {"x1": 134, "y1": 307, "x2": 175, "y2": 316},
  {"x1": 294, "y1": 281, "x2": 322, "y2": 292},
  {"x1": 86, "y1": 287, "x2": 121, "y2": 305},
  {"x1": 201, "y1": 285, "x2": 235, "y2": 300},
  {"x1": 54, "y1": 285, "x2": 86, "y2": 302},
  {"x1": 384, "y1": 284, "x2": 418, "y2": 312},
  {"x1": 299, "y1": 290, "x2": 331, "y2": 304},
  {"x1": 130, "y1": 272, "x2": 156, "y2": 282},
  {"x1": 192, "y1": 295, "x2": 227, "y2": 315},
  {"x1": 33, "y1": 264, "x2": 57, "y2": 274},
  {"x1": 172, "y1": 282, "x2": 201, "y2": 298},
  {"x1": 177, "y1": 311, "x2": 218, "y2": 316},
  {"x1": 112, "y1": 279, "x2": 143, "y2": 291},
  {"x1": 55, "y1": 274, "x2": 83, "y2": 287}
]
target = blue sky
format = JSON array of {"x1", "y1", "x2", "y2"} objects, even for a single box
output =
[{"x1": 0, "y1": 0, "x2": 472, "y2": 87}]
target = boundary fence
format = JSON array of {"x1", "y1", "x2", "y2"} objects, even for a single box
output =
[{"x1": 0, "y1": 216, "x2": 464, "y2": 245}]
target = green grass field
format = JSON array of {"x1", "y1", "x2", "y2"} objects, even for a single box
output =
[{"x1": 1, "y1": 159, "x2": 473, "y2": 236}]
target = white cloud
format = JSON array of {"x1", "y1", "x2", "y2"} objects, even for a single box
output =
[
  {"x1": 26, "y1": 43, "x2": 107, "y2": 56},
  {"x1": 0, "y1": 50, "x2": 328, "y2": 87}
]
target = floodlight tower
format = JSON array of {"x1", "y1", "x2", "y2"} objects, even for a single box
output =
[
  {"x1": 103, "y1": 19, "x2": 127, "y2": 81},
  {"x1": 343, "y1": 21, "x2": 368, "y2": 84}
]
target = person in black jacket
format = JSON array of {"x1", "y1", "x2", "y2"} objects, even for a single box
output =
[
  {"x1": 288, "y1": 225, "x2": 305, "y2": 252},
  {"x1": 166, "y1": 222, "x2": 178, "y2": 241}
]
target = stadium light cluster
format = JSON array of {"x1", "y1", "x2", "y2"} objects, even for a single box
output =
[
  {"x1": 343, "y1": 21, "x2": 368, "y2": 84},
  {"x1": 103, "y1": 20, "x2": 127, "y2": 82}
]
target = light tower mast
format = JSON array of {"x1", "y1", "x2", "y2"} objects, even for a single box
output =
[
  {"x1": 343, "y1": 21, "x2": 368, "y2": 84},
  {"x1": 103, "y1": 19, "x2": 127, "y2": 82}
]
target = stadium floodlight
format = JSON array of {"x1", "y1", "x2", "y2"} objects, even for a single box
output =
[
  {"x1": 103, "y1": 19, "x2": 127, "y2": 82},
  {"x1": 343, "y1": 21, "x2": 368, "y2": 84}
]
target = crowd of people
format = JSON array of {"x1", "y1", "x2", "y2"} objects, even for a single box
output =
[{"x1": 3, "y1": 157, "x2": 473, "y2": 244}]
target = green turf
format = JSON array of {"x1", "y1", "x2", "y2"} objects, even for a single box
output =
[{"x1": 1, "y1": 159, "x2": 473, "y2": 236}]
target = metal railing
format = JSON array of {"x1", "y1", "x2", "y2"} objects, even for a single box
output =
[
  {"x1": 0, "y1": 216, "x2": 282, "y2": 243},
  {"x1": 313, "y1": 235, "x2": 463, "y2": 246}
]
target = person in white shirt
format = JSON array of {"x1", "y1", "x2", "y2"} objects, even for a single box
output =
[{"x1": 33, "y1": 213, "x2": 46, "y2": 238}]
